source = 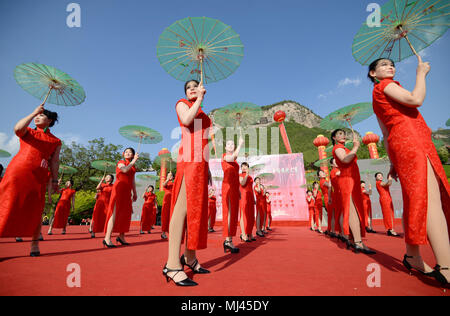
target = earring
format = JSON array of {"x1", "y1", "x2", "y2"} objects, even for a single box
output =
[{"x1": 374, "y1": 77, "x2": 380, "y2": 84}]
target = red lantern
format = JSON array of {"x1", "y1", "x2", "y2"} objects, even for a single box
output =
[
  {"x1": 273, "y1": 111, "x2": 292, "y2": 154},
  {"x1": 158, "y1": 148, "x2": 171, "y2": 189},
  {"x1": 362, "y1": 132, "x2": 380, "y2": 159},
  {"x1": 313, "y1": 135, "x2": 330, "y2": 179}
]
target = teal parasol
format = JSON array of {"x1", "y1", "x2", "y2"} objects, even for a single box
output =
[
  {"x1": 89, "y1": 176, "x2": 103, "y2": 183},
  {"x1": 137, "y1": 174, "x2": 160, "y2": 182},
  {"x1": 320, "y1": 102, "x2": 373, "y2": 134},
  {"x1": 314, "y1": 157, "x2": 332, "y2": 168},
  {"x1": 352, "y1": 0, "x2": 450, "y2": 65},
  {"x1": 0, "y1": 149, "x2": 11, "y2": 158},
  {"x1": 119, "y1": 125, "x2": 162, "y2": 153},
  {"x1": 59, "y1": 165, "x2": 78, "y2": 176},
  {"x1": 325, "y1": 141, "x2": 355, "y2": 153},
  {"x1": 91, "y1": 160, "x2": 116, "y2": 174},
  {"x1": 157, "y1": 16, "x2": 244, "y2": 85},
  {"x1": 14, "y1": 63, "x2": 85, "y2": 106}
]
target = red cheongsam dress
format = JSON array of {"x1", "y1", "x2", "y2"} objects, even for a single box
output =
[
  {"x1": 372, "y1": 78, "x2": 450, "y2": 245},
  {"x1": 170, "y1": 98, "x2": 211, "y2": 250},
  {"x1": 92, "y1": 183, "x2": 113, "y2": 233},
  {"x1": 52, "y1": 188, "x2": 76, "y2": 228},
  {"x1": 104, "y1": 159, "x2": 136, "y2": 234},
  {"x1": 0, "y1": 127, "x2": 61, "y2": 237}
]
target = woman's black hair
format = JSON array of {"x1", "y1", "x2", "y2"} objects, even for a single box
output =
[
  {"x1": 241, "y1": 162, "x2": 249, "y2": 168},
  {"x1": 43, "y1": 109, "x2": 58, "y2": 127},
  {"x1": 306, "y1": 190, "x2": 312, "y2": 194},
  {"x1": 331, "y1": 129, "x2": 345, "y2": 145},
  {"x1": 375, "y1": 172, "x2": 383, "y2": 179},
  {"x1": 330, "y1": 158, "x2": 335, "y2": 166},
  {"x1": 0, "y1": 163, "x2": 3, "y2": 174},
  {"x1": 254, "y1": 177, "x2": 260, "y2": 181},
  {"x1": 317, "y1": 169, "x2": 325, "y2": 177},
  {"x1": 312, "y1": 181, "x2": 319, "y2": 188},
  {"x1": 184, "y1": 79, "x2": 200, "y2": 94},
  {"x1": 106, "y1": 174, "x2": 114, "y2": 183},
  {"x1": 367, "y1": 58, "x2": 395, "y2": 83},
  {"x1": 361, "y1": 180, "x2": 366, "y2": 184},
  {"x1": 148, "y1": 185, "x2": 154, "y2": 191}
]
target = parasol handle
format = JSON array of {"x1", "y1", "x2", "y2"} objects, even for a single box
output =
[
  {"x1": 398, "y1": 26, "x2": 419, "y2": 57},
  {"x1": 347, "y1": 119, "x2": 355, "y2": 136},
  {"x1": 137, "y1": 136, "x2": 143, "y2": 154},
  {"x1": 200, "y1": 58, "x2": 204, "y2": 86},
  {"x1": 42, "y1": 87, "x2": 53, "y2": 107}
]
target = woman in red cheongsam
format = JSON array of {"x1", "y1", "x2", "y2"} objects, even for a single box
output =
[
  {"x1": 90, "y1": 174, "x2": 114, "y2": 238},
  {"x1": 239, "y1": 162, "x2": 255, "y2": 242},
  {"x1": 161, "y1": 171, "x2": 174, "y2": 240},
  {"x1": 332, "y1": 129, "x2": 375, "y2": 254},
  {"x1": 0, "y1": 104, "x2": 61, "y2": 256},
  {"x1": 103, "y1": 148, "x2": 138, "y2": 247},
  {"x1": 140, "y1": 185, "x2": 157, "y2": 234},
  {"x1": 329, "y1": 158, "x2": 341, "y2": 238},
  {"x1": 369, "y1": 56, "x2": 450, "y2": 284},
  {"x1": 360, "y1": 180, "x2": 375, "y2": 234},
  {"x1": 222, "y1": 138, "x2": 244, "y2": 253},
  {"x1": 318, "y1": 170, "x2": 332, "y2": 234},
  {"x1": 265, "y1": 192, "x2": 272, "y2": 231},
  {"x1": 208, "y1": 188, "x2": 217, "y2": 233},
  {"x1": 312, "y1": 182, "x2": 323, "y2": 234},
  {"x1": 375, "y1": 172, "x2": 399, "y2": 237},
  {"x1": 163, "y1": 80, "x2": 211, "y2": 287},
  {"x1": 48, "y1": 180, "x2": 76, "y2": 234},
  {"x1": 254, "y1": 177, "x2": 266, "y2": 238},
  {"x1": 306, "y1": 190, "x2": 316, "y2": 231}
]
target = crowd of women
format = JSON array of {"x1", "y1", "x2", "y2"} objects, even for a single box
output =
[{"x1": 0, "y1": 55, "x2": 448, "y2": 287}]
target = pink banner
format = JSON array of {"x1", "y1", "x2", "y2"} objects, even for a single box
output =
[{"x1": 208, "y1": 153, "x2": 308, "y2": 221}]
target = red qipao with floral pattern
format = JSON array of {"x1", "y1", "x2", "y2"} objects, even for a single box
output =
[
  {"x1": 376, "y1": 180, "x2": 395, "y2": 231},
  {"x1": 239, "y1": 174, "x2": 255, "y2": 235},
  {"x1": 208, "y1": 195, "x2": 217, "y2": 229},
  {"x1": 170, "y1": 99, "x2": 211, "y2": 250},
  {"x1": 330, "y1": 167, "x2": 342, "y2": 233},
  {"x1": 0, "y1": 127, "x2": 61, "y2": 237},
  {"x1": 104, "y1": 159, "x2": 136, "y2": 234},
  {"x1": 52, "y1": 188, "x2": 76, "y2": 228},
  {"x1": 141, "y1": 192, "x2": 156, "y2": 231},
  {"x1": 92, "y1": 183, "x2": 113, "y2": 233},
  {"x1": 332, "y1": 144, "x2": 366, "y2": 237},
  {"x1": 161, "y1": 181, "x2": 174, "y2": 233},
  {"x1": 361, "y1": 187, "x2": 373, "y2": 228},
  {"x1": 372, "y1": 78, "x2": 450, "y2": 245},
  {"x1": 221, "y1": 153, "x2": 240, "y2": 238}
]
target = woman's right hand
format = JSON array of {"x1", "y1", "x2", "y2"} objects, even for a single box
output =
[
  {"x1": 416, "y1": 55, "x2": 430, "y2": 77},
  {"x1": 32, "y1": 103, "x2": 45, "y2": 117},
  {"x1": 197, "y1": 84, "x2": 206, "y2": 100},
  {"x1": 352, "y1": 134, "x2": 360, "y2": 151},
  {"x1": 131, "y1": 153, "x2": 139, "y2": 164}
]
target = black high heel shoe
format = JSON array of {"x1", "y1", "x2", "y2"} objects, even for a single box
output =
[
  {"x1": 102, "y1": 239, "x2": 117, "y2": 248},
  {"x1": 387, "y1": 230, "x2": 400, "y2": 237},
  {"x1": 432, "y1": 265, "x2": 449, "y2": 286},
  {"x1": 354, "y1": 241, "x2": 376, "y2": 255},
  {"x1": 240, "y1": 234, "x2": 250, "y2": 243},
  {"x1": 163, "y1": 265, "x2": 198, "y2": 286},
  {"x1": 223, "y1": 241, "x2": 240, "y2": 254},
  {"x1": 116, "y1": 237, "x2": 130, "y2": 245},
  {"x1": 402, "y1": 254, "x2": 434, "y2": 276},
  {"x1": 256, "y1": 231, "x2": 265, "y2": 238},
  {"x1": 180, "y1": 255, "x2": 210, "y2": 274}
]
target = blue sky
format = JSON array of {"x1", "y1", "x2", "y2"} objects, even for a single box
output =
[{"x1": 1, "y1": 0, "x2": 449, "y2": 166}]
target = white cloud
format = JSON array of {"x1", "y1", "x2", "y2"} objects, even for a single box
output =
[
  {"x1": 54, "y1": 133, "x2": 82, "y2": 145},
  {"x1": 338, "y1": 77, "x2": 362, "y2": 87},
  {"x1": 0, "y1": 132, "x2": 20, "y2": 157}
]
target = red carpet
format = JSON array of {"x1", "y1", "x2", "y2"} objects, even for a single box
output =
[{"x1": 0, "y1": 224, "x2": 447, "y2": 296}]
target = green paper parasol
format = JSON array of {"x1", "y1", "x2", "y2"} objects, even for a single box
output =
[
  {"x1": 14, "y1": 63, "x2": 85, "y2": 106},
  {"x1": 314, "y1": 157, "x2": 332, "y2": 168},
  {"x1": 0, "y1": 149, "x2": 11, "y2": 158},
  {"x1": 137, "y1": 174, "x2": 160, "y2": 181},
  {"x1": 91, "y1": 160, "x2": 116, "y2": 174},
  {"x1": 119, "y1": 125, "x2": 162, "y2": 153},
  {"x1": 320, "y1": 102, "x2": 373, "y2": 134},
  {"x1": 59, "y1": 165, "x2": 78, "y2": 175},
  {"x1": 157, "y1": 16, "x2": 244, "y2": 85},
  {"x1": 89, "y1": 176, "x2": 103, "y2": 183},
  {"x1": 213, "y1": 102, "x2": 262, "y2": 133},
  {"x1": 353, "y1": 0, "x2": 450, "y2": 65},
  {"x1": 325, "y1": 141, "x2": 355, "y2": 153}
]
